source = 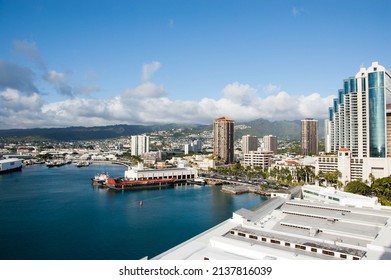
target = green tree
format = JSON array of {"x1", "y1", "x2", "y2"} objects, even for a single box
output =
[
  {"x1": 345, "y1": 180, "x2": 371, "y2": 196},
  {"x1": 372, "y1": 176, "x2": 391, "y2": 199},
  {"x1": 324, "y1": 170, "x2": 341, "y2": 186}
]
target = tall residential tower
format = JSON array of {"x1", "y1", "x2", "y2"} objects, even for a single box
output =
[
  {"x1": 263, "y1": 135, "x2": 277, "y2": 154},
  {"x1": 131, "y1": 135, "x2": 150, "y2": 156},
  {"x1": 326, "y1": 62, "x2": 391, "y2": 158},
  {"x1": 241, "y1": 135, "x2": 258, "y2": 154},
  {"x1": 319, "y1": 62, "x2": 391, "y2": 181},
  {"x1": 213, "y1": 117, "x2": 235, "y2": 163},
  {"x1": 301, "y1": 118, "x2": 318, "y2": 156}
]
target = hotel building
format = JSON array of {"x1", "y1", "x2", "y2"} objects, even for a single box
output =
[
  {"x1": 213, "y1": 117, "x2": 235, "y2": 163},
  {"x1": 320, "y1": 62, "x2": 391, "y2": 182}
]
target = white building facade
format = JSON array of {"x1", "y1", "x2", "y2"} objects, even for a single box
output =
[
  {"x1": 241, "y1": 151, "x2": 273, "y2": 169},
  {"x1": 322, "y1": 62, "x2": 391, "y2": 182},
  {"x1": 131, "y1": 135, "x2": 150, "y2": 156},
  {"x1": 124, "y1": 166, "x2": 198, "y2": 181},
  {"x1": 153, "y1": 186, "x2": 391, "y2": 260}
]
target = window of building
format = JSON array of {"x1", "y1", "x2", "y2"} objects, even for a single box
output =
[
  {"x1": 261, "y1": 238, "x2": 266, "y2": 242},
  {"x1": 270, "y1": 239, "x2": 280, "y2": 245},
  {"x1": 230, "y1": 231, "x2": 235, "y2": 235},
  {"x1": 249, "y1": 235, "x2": 258, "y2": 240},
  {"x1": 238, "y1": 232, "x2": 245, "y2": 237},
  {"x1": 353, "y1": 257, "x2": 360, "y2": 260},
  {"x1": 285, "y1": 242, "x2": 291, "y2": 247},
  {"x1": 295, "y1": 244, "x2": 306, "y2": 250},
  {"x1": 340, "y1": 254, "x2": 347, "y2": 259},
  {"x1": 311, "y1": 248, "x2": 317, "y2": 253},
  {"x1": 322, "y1": 250, "x2": 335, "y2": 256},
  {"x1": 204, "y1": 257, "x2": 209, "y2": 260}
]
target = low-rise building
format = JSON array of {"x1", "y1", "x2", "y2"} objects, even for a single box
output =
[
  {"x1": 315, "y1": 148, "x2": 391, "y2": 184},
  {"x1": 241, "y1": 151, "x2": 273, "y2": 169},
  {"x1": 124, "y1": 165, "x2": 198, "y2": 181},
  {"x1": 153, "y1": 185, "x2": 391, "y2": 260}
]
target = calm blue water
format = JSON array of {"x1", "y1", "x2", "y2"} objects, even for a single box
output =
[{"x1": 0, "y1": 164, "x2": 267, "y2": 260}]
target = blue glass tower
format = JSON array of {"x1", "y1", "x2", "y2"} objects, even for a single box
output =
[
  {"x1": 368, "y1": 71, "x2": 386, "y2": 157},
  {"x1": 325, "y1": 62, "x2": 391, "y2": 159}
]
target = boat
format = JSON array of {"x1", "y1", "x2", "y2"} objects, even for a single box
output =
[
  {"x1": 46, "y1": 161, "x2": 66, "y2": 168},
  {"x1": 77, "y1": 161, "x2": 90, "y2": 167},
  {"x1": 105, "y1": 177, "x2": 177, "y2": 191},
  {"x1": 91, "y1": 172, "x2": 109, "y2": 186},
  {"x1": 0, "y1": 158, "x2": 23, "y2": 174},
  {"x1": 187, "y1": 178, "x2": 206, "y2": 185}
]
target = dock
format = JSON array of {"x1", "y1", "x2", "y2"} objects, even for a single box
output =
[{"x1": 221, "y1": 185, "x2": 270, "y2": 196}]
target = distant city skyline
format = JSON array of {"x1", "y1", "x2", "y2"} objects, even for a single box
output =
[{"x1": 1, "y1": 0, "x2": 390, "y2": 129}]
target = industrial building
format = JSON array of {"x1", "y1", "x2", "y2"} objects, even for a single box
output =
[{"x1": 152, "y1": 185, "x2": 391, "y2": 260}]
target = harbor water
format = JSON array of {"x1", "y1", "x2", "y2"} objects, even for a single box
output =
[{"x1": 0, "y1": 164, "x2": 267, "y2": 260}]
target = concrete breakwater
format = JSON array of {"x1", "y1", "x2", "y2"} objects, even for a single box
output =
[{"x1": 221, "y1": 185, "x2": 271, "y2": 196}]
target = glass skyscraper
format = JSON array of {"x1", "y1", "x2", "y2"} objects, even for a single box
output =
[{"x1": 325, "y1": 62, "x2": 391, "y2": 159}]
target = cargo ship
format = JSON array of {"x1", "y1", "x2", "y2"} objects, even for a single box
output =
[
  {"x1": 93, "y1": 164, "x2": 198, "y2": 191},
  {"x1": 105, "y1": 177, "x2": 176, "y2": 191},
  {"x1": 0, "y1": 158, "x2": 23, "y2": 174},
  {"x1": 91, "y1": 172, "x2": 110, "y2": 186}
]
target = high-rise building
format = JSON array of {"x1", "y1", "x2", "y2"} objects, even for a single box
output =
[
  {"x1": 326, "y1": 61, "x2": 391, "y2": 158},
  {"x1": 241, "y1": 135, "x2": 258, "y2": 154},
  {"x1": 184, "y1": 140, "x2": 203, "y2": 155},
  {"x1": 263, "y1": 135, "x2": 277, "y2": 154},
  {"x1": 301, "y1": 118, "x2": 318, "y2": 156},
  {"x1": 319, "y1": 62, "x2": 391, "y2": 182},
  {"x1": 213, "y1": 117, "x2": 235, "y2": 163},
  {"x1": 131, "y1": 135, "x2": 150, "y2": 156}
]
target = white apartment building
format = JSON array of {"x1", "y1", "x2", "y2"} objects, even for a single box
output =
[
  {"x1": 131, "y1": 135, "x2": 150, "y2": 156},
  {"x1": 321, "y1": 62, "x2": 391, "y2": 182},
  {"x1": 241, "y1": 151, "x2": 273, "y2": 169}
]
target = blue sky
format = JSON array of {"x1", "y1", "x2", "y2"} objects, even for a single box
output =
[{"x1": 0, "y1": 0, "x2": 390, "y2": 129}]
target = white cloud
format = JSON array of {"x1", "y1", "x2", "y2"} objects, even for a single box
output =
[
  {"x1": 46, "y1": 70, "x2": 67, "y2": 84},
  {"x1": 123, "y1": 82, "x2": 167, "y2": 99},
  {"x1": 142, "y1": 61, "x2": 161, "y2": 82},
  {"x1": 263, "y1": 83, "x2": 281, "y2": 94},
  {"x1": 0, "y1": 80, "x2": 334, "y2": 129},
  {"x1": 0, "y1": 88, "x2": 42, "y2": 111},
  {"x1": 222, "y1": 82, "x2": 257, "y2": 106}
]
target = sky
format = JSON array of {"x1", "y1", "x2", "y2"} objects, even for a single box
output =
[{"x1": 0, "y1": 0, "x2": 390, "y2": 129}]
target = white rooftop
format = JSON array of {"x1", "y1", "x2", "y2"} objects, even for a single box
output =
[{"x1": 152, "y1": 186, "x2": 391, "y2": 260}]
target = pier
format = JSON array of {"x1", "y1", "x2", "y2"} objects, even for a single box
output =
[{"x1": 220, "y1": 185, "x2": 270, "y2": 196}]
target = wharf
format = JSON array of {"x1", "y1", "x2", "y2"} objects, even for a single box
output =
[{"x1": 221, "y1": 185, "x2": 271, "y2": 196}]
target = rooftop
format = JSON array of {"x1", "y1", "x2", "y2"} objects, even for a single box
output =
[{"x1": 152, "y1": 186, "x2": 391, "y2": 260}]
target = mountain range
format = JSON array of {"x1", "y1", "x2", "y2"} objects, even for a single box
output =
[{"x1": 0, "y1": 118, "x2": 325, "y2": 142}]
